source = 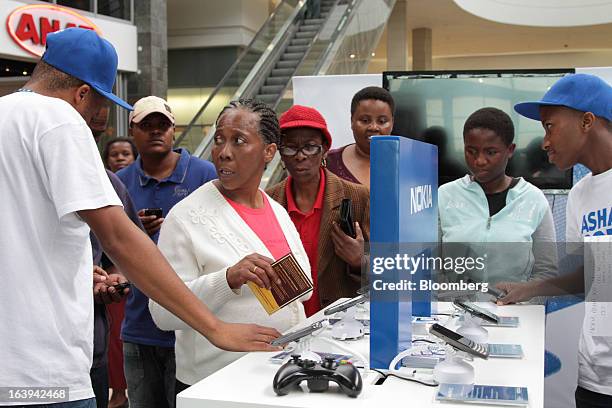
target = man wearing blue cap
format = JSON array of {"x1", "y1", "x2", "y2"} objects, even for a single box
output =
[
  {"x1": 0, "y1": 28, "x2": 281, "y2": 408},
  {"x1": 497, "y1": 73, "x2": 612, "y2": 408}
]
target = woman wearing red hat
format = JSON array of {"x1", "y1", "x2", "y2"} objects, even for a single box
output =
[{"x1": 267, "y1": 105, "x2": 370, "y2": 316}]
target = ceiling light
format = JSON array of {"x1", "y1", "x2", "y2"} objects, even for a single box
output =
[{"x1": 454, "y1": 0, "x2": 612, "y2": 27}]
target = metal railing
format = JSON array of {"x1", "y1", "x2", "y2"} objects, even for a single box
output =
[
  {"x1": 319, "y1": 0, "x2": 395, "y2": 75},
  {"x1": 175, "y1": 0, "x2": 395, "y2": 189},
  {"x1": 173, "y1": 0, "x2": 305, "y2": 154},
  {"x1": 260, "y1": 0, "x2": 396, "y2": 188}
]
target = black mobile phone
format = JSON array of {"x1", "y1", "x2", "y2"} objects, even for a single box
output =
[
  {"x1": 112, "y1": 282, "x2": 130, "y2": 295},
  {"x1": 270, "y1": 321, "x2": 324, "y2": 346},
  {"x1": 453, "y1": 300, "x2": 500, "y2": 324},
  {"x1": 429, "y1": 323, "x2": 489, "y2": 359},
  {"x1": 339, "y1": 198, "x2": 356, "y2": 238},
  {"x1": 144, "y1": 208, "x2": 163, "y2": 218}
]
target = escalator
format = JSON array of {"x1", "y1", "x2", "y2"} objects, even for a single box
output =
[
  {"x1": 175, "y1": 0, "x2": 396, "y2": 187},
  {"x1": 254, "y1": 0, "x2": 335, "y2": 105}
]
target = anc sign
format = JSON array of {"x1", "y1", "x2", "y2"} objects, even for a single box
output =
[{"x1": 6, "y1": 4, "x2": 101, "y2": 57}]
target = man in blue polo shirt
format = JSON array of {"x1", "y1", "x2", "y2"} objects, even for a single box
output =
[{"x1": 117, "y1": 96, "x2": 216, "y2": 408}]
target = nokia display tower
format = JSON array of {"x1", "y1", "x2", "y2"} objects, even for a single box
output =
[{"x1": 370, "y1": 136, "x2": 438, "y2": 369}]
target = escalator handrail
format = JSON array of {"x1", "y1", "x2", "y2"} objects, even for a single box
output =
[
  {"x1": 261, "y1": 0, "x2": 359, "y2": 188},
  {"x1": 192, "y1": 1, "x2": 308, "y2": 158},
  {"x1": 267, "y1": 0, "x2": 341, "y2": 111},
  {"x1": 262, "y1": 0, "x2": 394, "y2": 188},
  {"x1": 312, "y1": 0, "x2": 360, "y2": 75},
  {"x1": 318, "y1": 0, "x2": 394, "y2": 75},
  {"x1": 174, "y1": 0, "x2": 304, "y2": 148}
]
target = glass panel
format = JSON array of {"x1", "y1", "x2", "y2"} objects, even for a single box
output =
[
  {"x1": 175, "y1": 0, "x2": 301, "y2": 157},
  {"x1": 97, "y1": 0, "x2": 131, "y2": 20},
  {"x1": 182, "y1": 0, "x2": 395, "y2": 187},
  {"x1": 384, "y1": 71, "x2": 574, "y2": 189},
  {"x1": 318, "y1": 0, "x2": 396, "y2": 75},
  {"x1": 262, "y1": 0, "x2": 396, "y2": 187},
  {"x1": 57, "y1": 0, "x2": 93, "y2": 12},
  {"x1": 169, "y1": 87, "x2": 232, "y2": 154}
]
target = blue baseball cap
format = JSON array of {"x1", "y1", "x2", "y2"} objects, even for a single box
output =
[
  {"x1": 514, "y1": 73, "x2": 612, "y2": 122},
  {"x1": 42, "y1": 28, "x2": 132, "y2": 110}
]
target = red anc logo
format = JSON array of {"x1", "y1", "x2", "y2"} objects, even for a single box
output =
[{"x1": 6, "y1": 4, "x2": 102, "y2": 57}]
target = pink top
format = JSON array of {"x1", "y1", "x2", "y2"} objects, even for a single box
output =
[{"x1": 225, "y1": 192, "x2": 291, "y2": 260}]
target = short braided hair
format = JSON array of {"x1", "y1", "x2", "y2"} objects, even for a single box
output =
[{"x1": 216, "y1": 99, "x2": 280, "y2": 145}]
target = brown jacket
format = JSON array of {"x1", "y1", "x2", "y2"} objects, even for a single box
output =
[{"x1": 267, "y1": 169, "x2": 370, "y2": 308}]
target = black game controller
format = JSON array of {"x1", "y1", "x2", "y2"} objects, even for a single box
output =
[{"x1": 273, "y1": 355, "x2": 362, "y2": 398}]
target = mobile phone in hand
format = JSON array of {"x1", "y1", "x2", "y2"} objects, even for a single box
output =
[
  {"x1": 339, "y1": 199, "x2": 356, "y2": 238},
  {"x1": 112, "y1": 282, "x2": 130, "y2": 296},
  {"x1": 144, "y1": 208, "x2": 163, "y2": 218},
  {"x1": 486, "y1": 286, "x2": 506, "y2": 300}
]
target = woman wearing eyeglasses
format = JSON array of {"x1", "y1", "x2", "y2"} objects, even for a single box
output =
[{"x1": 267, "y1": 105, "x2": 370, "y2": 316}]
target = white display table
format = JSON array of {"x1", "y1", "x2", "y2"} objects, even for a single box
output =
[{"x1": 178, "y1": 302, "x2": 544, "y2": 408}]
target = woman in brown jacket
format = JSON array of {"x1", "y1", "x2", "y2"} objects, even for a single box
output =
[{"x1": 267, "y1": 105, "x2": 370, "y2": 316}]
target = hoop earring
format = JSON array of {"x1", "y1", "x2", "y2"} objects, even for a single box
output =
[{"x1": 321, "y1": 157, "x2": 327, "y2": 168}]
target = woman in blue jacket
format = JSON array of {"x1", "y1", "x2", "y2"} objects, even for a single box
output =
[{"x1": 438, "y1": 107, "x2": 557, "y2": 286}]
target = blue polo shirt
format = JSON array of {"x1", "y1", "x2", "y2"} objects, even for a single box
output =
[{"x1": 117, "y1": 148, "x2": 216, "y2": 347}]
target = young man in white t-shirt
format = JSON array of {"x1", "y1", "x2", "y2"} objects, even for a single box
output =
[
  {"x1": 0, "y1": 28, "x2": 281, "y2": 408},
  {"x1": 496, "y1": 73, "x2": 612, "y2": 408}
]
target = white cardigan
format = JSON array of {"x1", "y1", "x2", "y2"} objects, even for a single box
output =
[{"x1": 149, "y1": 181, "x2": 310, "y2": 385}]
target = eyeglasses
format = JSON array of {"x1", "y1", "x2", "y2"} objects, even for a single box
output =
[{"x1": 279, "y1": 144, "x2": 323, "y2": 157}]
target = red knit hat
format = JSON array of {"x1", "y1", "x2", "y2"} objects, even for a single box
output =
[{"x1": 279, "y1": 105, "x2": 332, "y2": 147}]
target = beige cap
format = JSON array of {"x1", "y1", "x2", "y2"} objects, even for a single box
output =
[{"x1": 129, "y1": 96, "x2": 175, "y2": 125}]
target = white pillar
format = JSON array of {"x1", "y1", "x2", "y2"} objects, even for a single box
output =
[
  {"x1": 386, "y1": 0, "x2": 408, "y2": 71},
  {"x1": 412, "y1": 27, "x2": 432, "y2": 70}
]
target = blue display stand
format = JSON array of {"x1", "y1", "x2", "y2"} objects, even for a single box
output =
[{"x1": 369, "y1": 136, "x2": 438, "y2": 369}]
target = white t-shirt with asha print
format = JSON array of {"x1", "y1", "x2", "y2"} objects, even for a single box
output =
[{"x1": 566, "y1": 167, "x2": 612, "y2": 396}]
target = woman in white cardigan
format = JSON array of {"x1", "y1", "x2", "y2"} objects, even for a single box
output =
[{"x1": 149, "y1": 99, "x2": 311, "y2": 391}]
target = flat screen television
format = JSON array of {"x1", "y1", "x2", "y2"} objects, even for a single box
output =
[{"x1": 383, "y1": 70, "x2": 574, "y2": 190}]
